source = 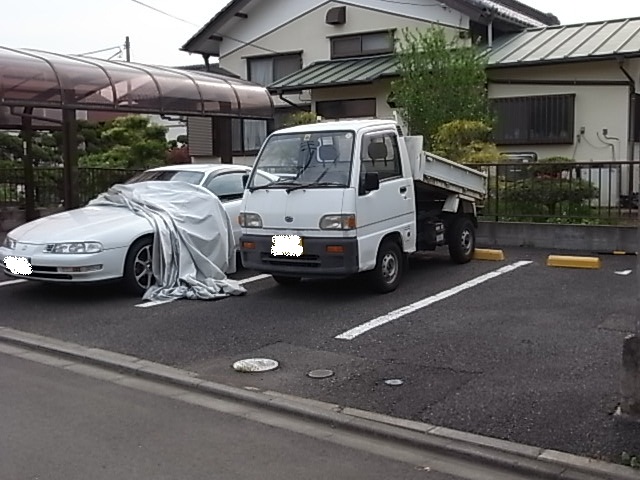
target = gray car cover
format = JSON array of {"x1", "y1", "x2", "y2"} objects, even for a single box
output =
[{"x1": 88, "y1": 181, "x2": 246, "y2": 301}]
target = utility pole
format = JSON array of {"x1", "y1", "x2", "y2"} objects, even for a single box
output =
[{"x1": 125, "y1": 36, "x2": 131, "y2": 62}]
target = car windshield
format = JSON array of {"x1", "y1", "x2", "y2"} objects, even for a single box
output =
[
  {"x1": 249, "y1": 130, "x2": 355, "y2": 190},
  {"x1": 125, "y1": 170, "x2": 205, "y2": 185}
]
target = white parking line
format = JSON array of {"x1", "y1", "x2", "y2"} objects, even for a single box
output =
[
  {"x1": 0, "y1": 279, "x2": 27, "y2": 287},
  {"x1": 238, "y1": 273, "x2": 271, "y2": 285},
  {"x1": 335, "y1": 260, "x2": 533, "y2": 341},
  {"x1": 134, "y1": 273, "x2": 273, "y2": 308}
]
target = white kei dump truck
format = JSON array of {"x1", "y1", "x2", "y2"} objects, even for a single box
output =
[{"x1": 238, "y1": 119, "x2": 487, "y2": 293}]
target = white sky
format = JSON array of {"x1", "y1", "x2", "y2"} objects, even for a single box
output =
[{"x1": 0, "y1": 0, "x2": 638, "y2": 67}]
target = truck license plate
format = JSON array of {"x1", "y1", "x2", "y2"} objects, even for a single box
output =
[{"x1": 271, "y1": 235, "x2": 303, "y2": 257}]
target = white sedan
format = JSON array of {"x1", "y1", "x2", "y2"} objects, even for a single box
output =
[{"x1": 0, "y1": 164, "x2": 277, "y2": 295}]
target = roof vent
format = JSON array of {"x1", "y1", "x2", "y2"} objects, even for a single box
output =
[{"x1": 326, "y1": 6, "x2": 346, "y2": 25}]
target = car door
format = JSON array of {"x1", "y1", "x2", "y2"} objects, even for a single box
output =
[{"x1": 355, "y1": 129, "x2": 414, "y2": 270}]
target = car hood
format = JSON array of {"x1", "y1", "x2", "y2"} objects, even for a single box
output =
[{"x1": 8, "y1": 205, "x2": 152, "y2": 248}]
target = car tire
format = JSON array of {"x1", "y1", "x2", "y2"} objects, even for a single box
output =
[
  {"x1": 368, "y1": 239, "x2": 403, "y2": 294},
  {"x1": 123, "y1": 236, "x2": 155, "y2": 296},
  {"x1": 272, "y1": 275, "x2": 301, "y2": 286},
  {"x1": 447, "y1": 216, "x2": 475, "y2": 264}
]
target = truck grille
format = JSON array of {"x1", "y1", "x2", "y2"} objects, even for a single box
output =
[{"x1": 261, "y1": 253, "x2": 321, "y2": 268}]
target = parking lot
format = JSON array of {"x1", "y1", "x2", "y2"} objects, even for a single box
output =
[{"x1": 1, "y1": 246, "x2": 639, "y2": 463}]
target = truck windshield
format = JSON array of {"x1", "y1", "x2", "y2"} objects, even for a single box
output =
[{"x1": 249, "y1": 130, "x2": 354, "y2": 190}]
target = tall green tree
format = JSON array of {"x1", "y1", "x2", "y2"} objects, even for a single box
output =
[{"x1": 391, "y1": 26, "x2": 491, "y2": 148}]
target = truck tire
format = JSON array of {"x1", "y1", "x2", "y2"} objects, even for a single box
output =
[
  {"x1": 123, "y1": 236, "x2": 155, "y2": 296},
  {"x1": 448, "y1": 217, "x2": 475, "y2": 264},
  {"x1": 272, "y1": 275, "x2": 301, "y2": 286},
  {"x1": 368, "y1": 239, "x2": 403, "y2": 293}
]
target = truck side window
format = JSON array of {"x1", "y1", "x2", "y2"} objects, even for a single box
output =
[{"x1": 360, "y1": 132, "x2": 402, "y2": 181}]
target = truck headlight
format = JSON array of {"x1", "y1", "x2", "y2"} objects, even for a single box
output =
[
  {"x1": 239, "y1": 213, "x2": 263, "y2": 228},
  {"x1": 44, "y1": 242, "x2": 103, "y2": 254},
  {"x1": 319, "y1": 214, "x2": 356, "y2": 230},
  {"x1": 2, "y1": 236, "x2": 16, "y2": 249}
]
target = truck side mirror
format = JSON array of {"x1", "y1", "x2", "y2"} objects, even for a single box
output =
[
  {"x1": 363, "y1": 172, "x2": 379, "y2": 192},
  {"x1": 242, "y1": 173, "x2": 249, "y2": 188}
]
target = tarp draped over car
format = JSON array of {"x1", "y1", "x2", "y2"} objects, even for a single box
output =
[{"x1": 88, "y1": 181, "x2": 246, "y2": 301}]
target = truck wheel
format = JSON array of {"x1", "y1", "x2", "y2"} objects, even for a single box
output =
[
  {"x1": 123, "y1": 236, "x2": 155, "y2": 295},
  {"x1": 448, "y1": 217, "x2": 475, "y2": 264},
  {"x1": 272, "y1": 275, "x2": 301, "y2": 286},
  {"x1": 369, "y1": 239, "x2": 403, "y2": 293}
]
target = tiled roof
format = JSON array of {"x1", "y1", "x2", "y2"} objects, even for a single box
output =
[{"x1": 487, "y1": 17, "x2": 640, "y2": 67}]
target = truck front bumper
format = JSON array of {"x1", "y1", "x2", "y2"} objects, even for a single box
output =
[{"x1": 240, "y1": 234, "x2": 359, "y2": 278}]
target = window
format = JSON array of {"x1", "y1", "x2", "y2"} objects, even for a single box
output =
[
  {"x1": 232, "y1": 118, "x2": 268, "y2": 155},
  {"x1": 491, "y1": 94, "x2": 576, "y2": 145},
  {"x1": 125, "y1": 170, "x2": 204, "y2": 185},
  {"x1": 316, "y1": 98, "x2": 376, "y2": 120},
  {"x1": 360, "y1": 131, "x2": 402, "y2": 181},
  {"x1": 247, "y1": 53, "x2": 302, "y2": 86},
  {"x1": 331, "y1": 31, "x2": 393, "y2": 59},
  {"x1": 202, "y1": 171, "x2": 271, "y2": 201},
  {"x1": 202, "y1": 172, "x2": 245, "y2": 201}
]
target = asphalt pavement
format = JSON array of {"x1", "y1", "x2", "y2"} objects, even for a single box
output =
[
  {"x1": 0, "y1": 351, "x2": 510, "y2": 480},
  {"x1": 1, "y1": 246, "x2": 639, "y2": 466}
]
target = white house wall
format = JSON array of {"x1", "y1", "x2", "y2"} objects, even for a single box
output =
[
  {"x1": 488, "y1": 61, "x2": 632, "y2": 163},
  {"x1": 220, "y1": 0, "x2": 468, "y2": 78},
  {"x1": 217, "y1": 0, "x2": 469, "y2": 61},
  {"x1": 311, "y1": 79, "x2": 395, "y2": 115}
]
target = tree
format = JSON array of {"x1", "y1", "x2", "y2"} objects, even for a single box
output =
[
  {"x1": 390, "y1": 26, "x2": 491, "y2": 148},
  {"x1": 78, "y1": 115, "x2": 169, "y2": 169}
]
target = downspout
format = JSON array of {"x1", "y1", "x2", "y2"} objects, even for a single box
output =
[{"x1": 618, "y1": 59, "x2": 637, "y2": 200}]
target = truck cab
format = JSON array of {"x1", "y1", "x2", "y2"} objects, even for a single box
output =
[{"x1": 238, "y1": 119, "x2": 487, "y2": 293}]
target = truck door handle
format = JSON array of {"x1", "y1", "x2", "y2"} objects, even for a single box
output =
[{"x1": 399, "y1": 186, "x2": 407, "y2": 194}]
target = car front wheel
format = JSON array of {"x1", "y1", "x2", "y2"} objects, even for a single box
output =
[{"x1": 123, "y1": 236, "x2": 155, "y2": 295}]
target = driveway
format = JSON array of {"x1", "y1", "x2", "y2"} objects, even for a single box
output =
[{"x1": 1, "y1": 247, "x2": 639, "y2": 464}]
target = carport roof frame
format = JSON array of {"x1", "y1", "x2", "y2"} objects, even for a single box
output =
[{"x1": 0, "y1": 45, "x2": 274, "y2": 119}]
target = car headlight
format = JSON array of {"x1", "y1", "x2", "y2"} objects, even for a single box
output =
[
  {"x1": 319, "y1": 214, "x2": 356, "y2": 230},
  {"x1": 238, "y1": 213, "x2": 263, "y2": 228},
  {"x1": 44, "y1": 242, "x2": 104, "y2": 254},
  {"x1": 2, "y1": 236, "x2": 16, "y2": 249}
]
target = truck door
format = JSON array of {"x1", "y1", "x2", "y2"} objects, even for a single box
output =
[{"x1": 355, "y1": 130, "x2": 415, "y2": 270}]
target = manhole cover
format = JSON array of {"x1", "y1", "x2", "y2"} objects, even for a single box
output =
[
  {"x1": 232, "y1": 358, "x2": 279, "y2": 373},
  {"x1": 307, "y1": 369, "x2": 334, "y2": 379},
  {"x1": 384, "y1": 379, "x2": 404, "y2": 386}
]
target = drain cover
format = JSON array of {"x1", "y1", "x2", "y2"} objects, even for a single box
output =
[
  {"x1": 384, "y1": 379, "x2": 404, "y2": 386},
  {"x1": 232, "y1": 358, "x2": 279, "y2": 373},
  {"x1": 307, "y1": 369, "x2": 334, "y2": 379}
]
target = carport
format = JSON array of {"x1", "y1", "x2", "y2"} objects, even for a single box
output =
[{"x1": 0, "y1": 45, "x2": 274, "y2": 221}]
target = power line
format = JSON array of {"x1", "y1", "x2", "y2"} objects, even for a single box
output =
[
  {"x1": 130, "y1": 0, "x2": 199, "y2": 26},
  {"x1": 76, "y1": 45, "x2": 122, "y2": 56},
  {"x1": 129, "y1": 0, "x2": 279, "y2": 54}
]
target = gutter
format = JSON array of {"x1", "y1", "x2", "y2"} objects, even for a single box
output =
[{"x1": 277, "y1": 92, "x2": 312, "y2": 113}]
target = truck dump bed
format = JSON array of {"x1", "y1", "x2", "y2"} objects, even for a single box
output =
[{"x1": 403, "y1": 136, "x2": 487, "y2": 202}]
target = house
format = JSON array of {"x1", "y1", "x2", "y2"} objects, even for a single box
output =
[
  {"x1": 485, "y1": 18, "x2": 640, "y2": 202},
  {"x1": 181, "y1": 0, "x2": 558, "y2": 164}
]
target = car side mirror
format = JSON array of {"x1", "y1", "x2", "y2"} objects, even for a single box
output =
[
  {"x1": 242, "y1": 173, "x2": 249, "y2": 188},
  {"x1": 363, "y1": 172, "x2": 379, "y2": 192}
]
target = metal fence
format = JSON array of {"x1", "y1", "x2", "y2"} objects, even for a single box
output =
[
  {"x1": 467, "y1": 160, "x2": 640, "y2": 226},
  {"x1": 1, "y1": 162, "x2": 639, "y2": 226},
  {"x1": 0, "y1": 167, "x2": 144, "y2": 208}
]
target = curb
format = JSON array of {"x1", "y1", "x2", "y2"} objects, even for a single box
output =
[
  {"x1": 473, "y1": 248, "x2": 505, "y2": 261},
  {"x1": 0, "y1": 327, "x2": 637, "y2": 480},
  {"x1": 546, "y1": 255, "x2": 602, "y2": 269}
]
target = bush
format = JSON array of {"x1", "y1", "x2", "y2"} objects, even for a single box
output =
[{"x1": 431, "y1": 120, "x2": 503, "y2": 164}]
